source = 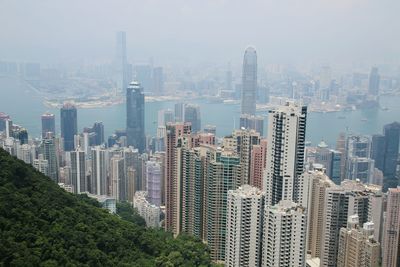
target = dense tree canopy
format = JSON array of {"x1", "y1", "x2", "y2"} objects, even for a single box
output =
[{"x1": 0, "y1": 148, "x2": 214, "y2": 266}]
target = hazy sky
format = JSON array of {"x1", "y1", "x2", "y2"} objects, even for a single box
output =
[{"x1": 1, "y1": 0, "x2": 399, "y2": 67}]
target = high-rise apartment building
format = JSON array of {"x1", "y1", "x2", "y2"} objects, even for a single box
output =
[
  {"x1": 382, "y1": 187, "x2": 400, "y2": 267},
  {"x1": 126, "y1": 81, "x2": 145, "y2": 152},
  {"x1": 225, "y1": 185, "x2": 264, "y2": 267},
  {"x1": 264, "y1": 102, "x2": 307, "y2": 206},
  {"x1": 337, "y1": 215, "x2": 380, "y2": 267},
  {"x1": 223, "y1": 128, "x2": 261, "y2": 185},
  {"x1": 41, "y1": 112, "x2": 55, "y2": 138},
  {"x1": 91, "y1": 146, "x2": 108, "y2": 195},
  {"x1": 70, "y1": 148, "x2": 86, "y2": 194},
  {"x1": 180, "y1": 146, "x2": 206, "y2": 239},
  {"x1": 249, "y1": 139, "x2": 267, "y2": 190},
  {"x1": 165, "y1": 122, "x2": 191, "y2": 234},
  {"x1": 303, "y1": 169, "x2": 336, "y2": 258},
  {"x1": 205, "y1": 148, "x2": 242, "y2": 262},
  {"x1": 262, "y1": 200, "x2": 307, "y2": 267},
  {"x1": 110, "y1": 155, "x2": 125, "y2": 201},
  {"x1": 241, "y1": 46, "x2": 257, "y2": 115},
  {"x1": 320, "y1": 181, "x2": 382, "y2": 267},
  {"x1": 60, "y1": 103, "x2": 77, "y2": 152}
]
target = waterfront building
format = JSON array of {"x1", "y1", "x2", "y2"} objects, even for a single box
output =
[
  {"x1": 225, "y1": 185, "x2": 264, "y2": 267},
  {"x1": 368, "y1": 67, "x2": 380, "y2": 96},
  {"x1": 184, "y1": 104, "x2": 201, "y2": 133},
  {"x1": 152, "y1": 67, "x2": 164, "y2": 95},
  {"x1": 41, "y1": 112, "x2": 55, "y2": 138},
  {"x1": 60, "y1": 103, "x2": 77, "y2": 152},
  {"x1": 241, "y1": 46, "x2": 257, "y2": 115},
  {"x1": 126, "y1": 81, "x2": 145, "y2": 152}
]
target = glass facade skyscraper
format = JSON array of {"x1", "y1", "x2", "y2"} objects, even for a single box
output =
[
  {"x1": 241, "y1": 46, "x2": 257, "y2": 115},
  {"x1": 126, "y1": 81, "x2": 145, "y2": 152},
  {"x1": 60, "y1": 103, "x2": 77, "y2": 152}
]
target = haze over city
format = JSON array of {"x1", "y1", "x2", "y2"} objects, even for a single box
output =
[
  {"x1": 1, "y1": 0, "x2": 400, "y2": 67},
  {"x1": 1, "y1": 1, "x2": 400, "y2": 267}
]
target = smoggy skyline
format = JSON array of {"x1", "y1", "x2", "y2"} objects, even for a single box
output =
[{"x1": 1, "y1": 0, "x2": 400, "y2": 68}]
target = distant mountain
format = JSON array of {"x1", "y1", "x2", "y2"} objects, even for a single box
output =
[{"x1": 0, "y1": 148, "x2": 213, "y2": 266}]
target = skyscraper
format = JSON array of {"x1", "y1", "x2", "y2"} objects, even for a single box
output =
[
  {"x1": 184, "y1": 104, "x2": 201, "y2": 133},
  {"x1": 174, "y1": 102, "x2": 185, "y2": 122},
  {"x1": 262, "y1": 200, "x2": 307, "y2": 267},
  {"x1": 382, "y1": 122, "x2": 400, "y2": 178},
  {"x1": 371, "y1": 134, "x2": 386, "y2": 172},
  {"x1": 126, "y1": 81, "x2": 145, "y2": 152},
  {"x1": 60, "y1": 103, "x2": 77, "y2": 152},
  {"x1": 225, "y1": 185, "x2": 264, "y2": 267},
  {"x1": 382, "y1": 187, "x2": 400, "y2": 267},
  {"x1": 264, "y1": 102, "x2": 307, "y2": 206},
  {"x1": 241, "y1": 46, "x2": 257, "y2": 115},
  {"x1": 249, "y1": 139, "x2": 267, "y2": 190},
  {"x1": 368, "y1": 67, "x2": 380, "y2": 95},
  {"x1": 157, "y1": 109, "x2": 174, "y2": 127},
  {"x1": 41, "y1": 112, "x2": 55, "y2": 138},
  {"x1": 115, "y1": 31, "x2": 128, "y2": 91}
]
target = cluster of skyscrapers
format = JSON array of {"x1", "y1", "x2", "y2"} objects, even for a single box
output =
[{"x1": 1, "y1": 46, "x2": 400, "y2": 267}]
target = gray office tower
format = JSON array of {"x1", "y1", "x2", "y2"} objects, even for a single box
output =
[
  {"x1": 382, "y1": 122, "x2": 400, "y2": 177},
  {"x1": 126, "y1": 81, "x2": 145, "y2": 152},
  {"x1": 41, "y1": 112, "x2": 56, "y2": 138},
  {"x1": 241, "y1": 46, "x2": 257, "y2": 115},
  {"x1": 368, "y1": 67, "x2": 380, "y2": 95},
  {"x1": 116, "y1": 31, "x2": 128, "y2": 91},
  {"x1": 60, "y1": 103, "x2": 77, "y2": 152},
  {"x1": 184, "y1": 104, "x2": 201, "y2": 133}
]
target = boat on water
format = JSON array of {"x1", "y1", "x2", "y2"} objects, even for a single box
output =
[
  {"x1": 361, "y1": 118, "x2": 368, "y2": 122},
  {"x1": 337, "y1": 116, "x2": 346, "y2": 119}
]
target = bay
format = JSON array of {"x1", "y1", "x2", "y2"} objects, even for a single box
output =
[{"x1": 1, "y1": 76, "x2": 399, "y2": 147}]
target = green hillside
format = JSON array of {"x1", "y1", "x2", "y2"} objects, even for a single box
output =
[{"x1": 0, "y1": 148, "x2": 213, "y2": 266}]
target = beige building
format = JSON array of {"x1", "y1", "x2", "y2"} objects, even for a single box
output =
[
  {"x1": 337, "y1": 215, "x2": 380, "y2": 267},
  {"x1": 382, "y1": 187, "x2": 400, "y2": 267}
]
